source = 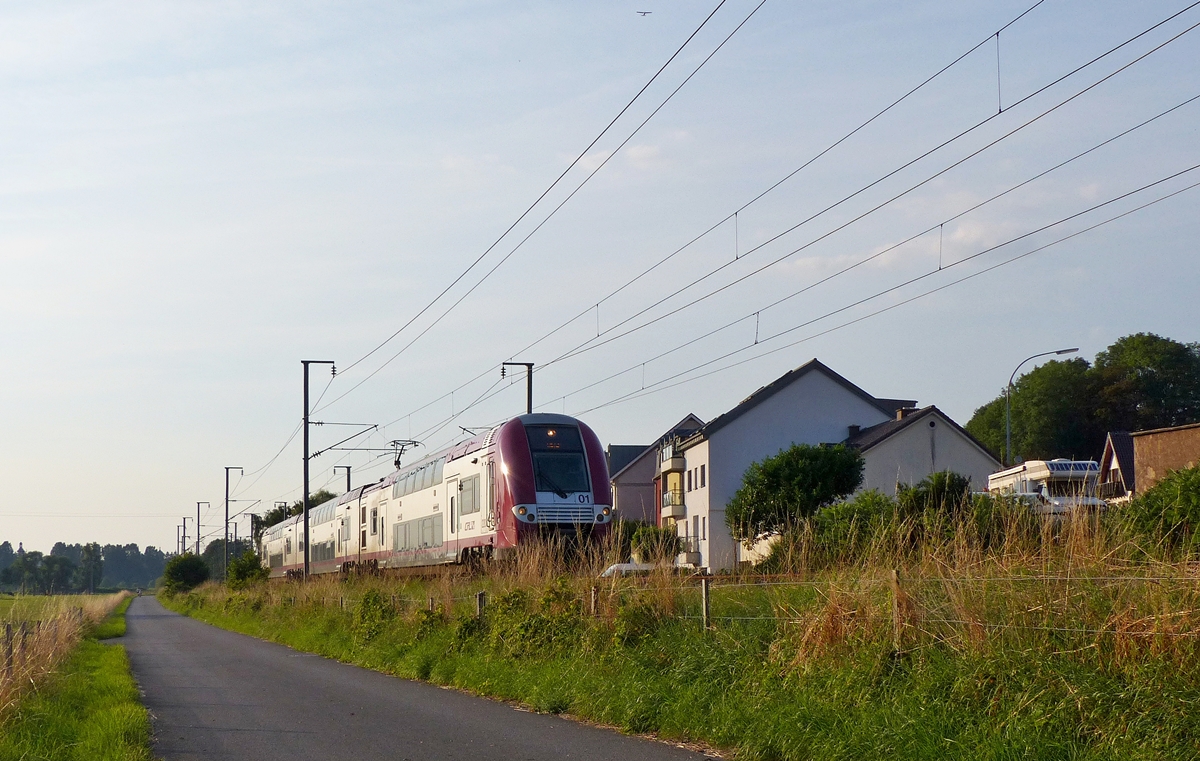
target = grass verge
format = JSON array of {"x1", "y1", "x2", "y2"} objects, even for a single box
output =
[
  {"x1": 163, "y1": 575, "x2": 1200, "y2": 761},
  {"x1": 0, "y1": 597, "x2": 150, "y2": 761}
]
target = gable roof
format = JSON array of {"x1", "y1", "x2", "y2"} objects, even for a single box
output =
[
  {"x1": 1099, "y1": 431, "x2": 1135, "y2": 492},
  {"x1": 610, "y1": 413, "x2": 705, "y2": 481},
  {"x1": 606, "y1": 445, "x2": 647, "y2": 477},
  {"x1": 845, "y1": 405, "x2": 1000, "y2": 463},
  {"x1": 684, "y1": 359, "x2": 911, "y2": 446}
]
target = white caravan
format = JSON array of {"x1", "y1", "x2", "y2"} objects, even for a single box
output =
[{"x1": 987, "y1": 459, "x2": 1103, "y2": 515}]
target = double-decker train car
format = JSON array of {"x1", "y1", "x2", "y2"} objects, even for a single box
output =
[{"x1": 261, "y1": 413, "x2": 613, "y2": 577}]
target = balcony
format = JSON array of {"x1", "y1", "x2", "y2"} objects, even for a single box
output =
[
  {"x1": 657, "y1": 446, "x2": 685, "y2": 475},
  {"x1": 660, "y1": 489, "x2": 685, "y2": 519},
  {"x1": 678, "y1": 537, "x2": 701, "y2": 567}
]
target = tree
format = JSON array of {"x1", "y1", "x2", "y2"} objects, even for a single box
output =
[
  {"x1": 227, "y1": 548, "x2": 268, "y2": 589},
  {"x1": 162, "y1": 553, "x2": 210, "y2": 593},
  {"x1": 0, "y1": 542, "x2": 13, "y2": 573},
  {"x1": 41, "y1": 555, "x2": 76, "y2": 594},
  {"x1": 255, "y1": 488, "x2": 339, "y2": 543},
  {"x1": 726, "y1": 444, "x2": 864, "y2": 543},
  {"x1": 78, "y1": 543, "x2": 103, "y2": 593},
  {"x1": 967, "y1": 334, "x2": 1200, "y2": 463},
  {"x1": 1093, "y1": 333, "x2": 1200, "y2": 432},
  {"x1": 1, "y1": 551, "x2": 43, "y2": 593},
  {"x1": 897, "y1": 471, "x2": 974, "y2": 514}
]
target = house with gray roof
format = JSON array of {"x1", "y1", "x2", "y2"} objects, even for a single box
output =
[{"x1": 658, "y1": 359, "x2": 990, "y2": 571}]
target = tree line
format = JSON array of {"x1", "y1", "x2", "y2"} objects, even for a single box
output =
[
  {"x1": 966, "y1": 333, "x2": 1200, "y2": 463},
  {"x1": 0, "y1": 541, "x2": 168, "y2": 594}
]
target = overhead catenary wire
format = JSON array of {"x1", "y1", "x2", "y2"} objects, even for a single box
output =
[
  {"x1": 544, "y1": 6, "x2": 1200, "y2": 368},
  {"x1": 348, "y1": 0, "x2": 1198, "y2": 442},
  {"x1": 363, "y1": 42, "x2": 1200, "y2": 437},
  {"x1": 544, "y1": 88, "x2": 1200, "y2": 402},
  {"x1": 313, "y1": 0, "x2": 770, "y2": 416},
  {"x1": 570, "y1": 171, "x2": 1200, "y2": 415}
]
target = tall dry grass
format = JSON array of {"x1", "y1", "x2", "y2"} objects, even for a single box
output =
[{"x1": 0, "y1": 592, "x2": 131, "y2": 721}]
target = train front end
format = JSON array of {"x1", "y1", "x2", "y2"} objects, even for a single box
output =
[{"x1": 493, "y1": 413, "x2": 613, "y2": 545}]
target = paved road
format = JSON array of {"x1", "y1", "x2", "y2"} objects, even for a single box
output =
[{"x1": 121, "y1": 596, "x2": 705, "y2": 761}]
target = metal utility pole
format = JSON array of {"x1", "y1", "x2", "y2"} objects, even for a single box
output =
[
  {"x1": 182, "y1": 517, "x2": 191, "y2": 556},
  {"x1": 502, "y1": 362, "x2": 534, "y2": 414},
  {"x1": 224, "y1": 466, "x2": 243, "y2": 579},
  {"x1": 1005, "y1": 348, "x2": 1078, "y2": 465},
  {"x1": 303, "y1": 360, "x2": 336, "y2": 578},
  {"x1": 196, "y1": 502, "x2": 208, "y2": 555},
  {"x1": 177, "y1": 525, "x2": 182, "y2": 555},
  {"x1": 334, "y1": 465, "x2": 352, "y2": 494}
]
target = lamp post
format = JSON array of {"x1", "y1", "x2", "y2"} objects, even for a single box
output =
[
  {"x1": 196, "y1": 502, "x2": 208, "y2": 555},
  {"x1": 334, "y1": 465, "x2": 352, "y2": 494},
  {"x1": 303, "y1": 360, "x2": 336, "y2": 578},
  {"x1": 224, "y1": 466, "x2": 243, "y2": 579},
  {"x1": 1006, "y1": 347, "x2": 1078, "y2": 465}
]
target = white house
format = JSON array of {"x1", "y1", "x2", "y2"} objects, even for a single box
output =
[
  {"x1": 848, "y1": 406, "x2": 999, "y2": 495},
  {"x1": 658, "y1": 359, "x2": 995, "y2": 571}
]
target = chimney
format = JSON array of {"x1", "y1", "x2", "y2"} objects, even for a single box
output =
[
  {"x1": 897, "y1": 407, "x2": 916, "y2": 421},
  {"x1": 847, "y1": 424, "x2": 861, "y2": 438}
]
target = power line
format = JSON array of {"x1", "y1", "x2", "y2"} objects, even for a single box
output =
[
  {"x1": 547, "y1": 88, "x2": 1200, "y2": 392},
  {"x1": 545, "y1": 6, "x2": 1200, "y2": 367},
  {"x1": 347, "y1": 0, "x2": 1196, "y2": 438},
  {"x1": 327, "y1": 0, "x2": 739, "y2": 385},
  {"x1": 570, "y1": 169, "x2": 1200, "y2": 415},
  {"x1": 313, "y1": 0, "x2": 770, "y2": 414}
]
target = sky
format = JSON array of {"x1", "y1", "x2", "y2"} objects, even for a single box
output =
[{"x1": 2, "y1": 0, "x2": 1197, "y2": 554}]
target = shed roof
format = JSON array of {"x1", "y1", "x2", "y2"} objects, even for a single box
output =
[{"x1": 1099, "y1": 431, "x2": 1135, "y2": 492}]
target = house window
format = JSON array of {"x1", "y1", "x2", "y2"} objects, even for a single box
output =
[
  {"x1": 702, "y1": 516, "x2": 707, "y2": 540},
  {"x1": 693, "y1": 515, "x2": 700, "y2": 542},
  {"x1": 687, "y1": 470, "x2": 693, "y2": 492},
  {"x1": 699, "y1": 464, "x2": 705, "y2": 488}
]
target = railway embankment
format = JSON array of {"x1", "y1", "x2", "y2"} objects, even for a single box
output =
[{"x1": 162, "y1": 541, "x2": 1200, "y2": 760}]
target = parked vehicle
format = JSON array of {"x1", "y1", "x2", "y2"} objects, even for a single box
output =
[{"x1": 987, "y1": 459, "x2": 1104, "y2": 515}]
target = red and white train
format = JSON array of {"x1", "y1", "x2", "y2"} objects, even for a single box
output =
[{"x1": 260, "y1": 413, "x2": 613, "y2": 576}]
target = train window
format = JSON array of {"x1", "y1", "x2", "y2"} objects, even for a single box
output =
[
  {"x1": 433, "y1": 458, "x2": 445, "y2": 484},
  {"x1": 460, "y1": 476, "x2": 480, "y2": 515},
  {"x1": 525, "y1": 425, "x2": 589, "y2": 496},
  {"x1": 370, "y1": 508, "x2": 378, "y2": 536}
]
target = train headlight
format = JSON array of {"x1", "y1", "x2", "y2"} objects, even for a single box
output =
[
  {"x1": 602, "y1": 507, "x2": 611, "y2": 516},
  {"x1": 517, "y1": 506, "x2": 527, "y2": 516}
]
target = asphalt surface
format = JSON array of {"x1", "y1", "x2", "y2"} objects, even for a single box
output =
[{"x1": 120, "y1": 596, "x2": 705, "y2": 761}]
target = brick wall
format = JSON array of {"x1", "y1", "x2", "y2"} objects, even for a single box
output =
[{"x1": 1133, "y1": 424, "x2": 1200, "y2": 494}]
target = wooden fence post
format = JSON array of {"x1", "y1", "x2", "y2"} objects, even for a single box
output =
[
  {"x1": 701, "y1": 576, "x2": 712, "y2": 630},
  {"x1": 590, "y1": 585, "x2": 599, "y2": 617},
  {"x1": 3, "y1": 623, "x2": 12, "y2": 682},
  {"x1": 475, "y1": 591, "x2": 486, "y2": 618},
  {"x1": 890, "y1": 569, "x2": 903, "y2": 651},
  {"x1": 428, "y1": 596, "x2": 435, "y2": 612}
]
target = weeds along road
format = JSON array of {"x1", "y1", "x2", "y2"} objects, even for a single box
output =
[{"x1": 122, "y1": 596, "x2": 705, "y2": 761}]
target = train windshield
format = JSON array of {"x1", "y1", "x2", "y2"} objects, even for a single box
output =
[{"x1": 525, "y1": 425, "x2": 590, "y2": 497}]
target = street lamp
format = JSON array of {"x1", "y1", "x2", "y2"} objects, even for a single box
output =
[{"x1": 1006, "y1": 347, "x2": 1078, "y2": 465}]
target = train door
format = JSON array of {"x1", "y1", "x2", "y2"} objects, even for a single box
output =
[{"x1": 445, "y1": 475, "x2": 459, "y2": 559}]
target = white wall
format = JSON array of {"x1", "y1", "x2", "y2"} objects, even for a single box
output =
[
  {"x1": 859, "y1": 413, "x2": 999, "y2": 494},
  {"x1": 612, "y1": 449, "x2": 657, "y2": 524}
]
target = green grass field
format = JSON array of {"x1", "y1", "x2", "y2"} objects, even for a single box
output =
[
  {"x1": 0, "y1": 596, "x2": 150, "y2": 761},
  {"x1": 0, "y1": 594, "x2": 108, "y2": 623}
]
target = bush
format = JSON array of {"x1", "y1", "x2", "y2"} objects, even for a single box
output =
[
  {"x1": 897, "y1": 470, "x2": 974, "y2": 515},
  {"x1": 630, "y1": 524, "x2": 681, "y2": 563},
  {"x1": 352, "y1": 589, "x2": 396, "y2": 645},
  {"x1": 1119, "y1": 464, "x2": 1200, "y2": 555},
  {"x1": 727, "y1": 444, "x2": 864, "y2": 543},
  {"x1": 813, "y1": 489, "x2": 895, "y2": 559},
  {"x1": 161, "y1": 553, "x2": 210, "y2": 593},
  {"x1": 227, "y1": 550, "x2": 268, "y2": 589}
]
